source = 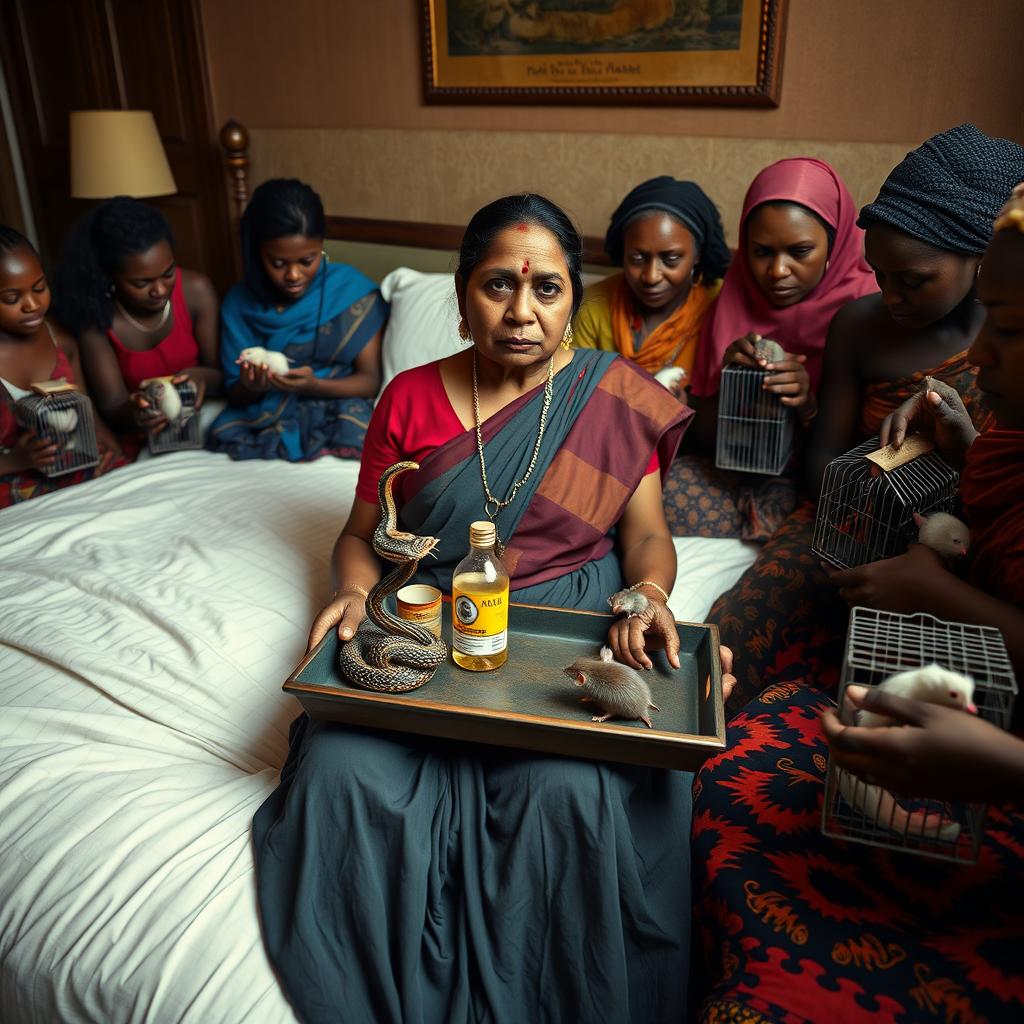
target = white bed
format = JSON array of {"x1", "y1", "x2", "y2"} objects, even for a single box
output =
[{"x1": 0, "y1": 268, "x2": 758, "y2": 1023}]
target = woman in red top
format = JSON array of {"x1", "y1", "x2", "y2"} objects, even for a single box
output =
[
  {"x1": 54, "y1": 197, "x2": 221, "y2": 435},
  {"x1": 0, "y1": 226, "x2": 123, "y2": 507}
]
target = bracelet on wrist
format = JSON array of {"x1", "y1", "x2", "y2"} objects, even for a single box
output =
[
  {"x1": 333, "y1": 583, "x2": 369, "y2": 601},
  {"x1": 623, "y1": 580, "x2": 670, "y2": 603}
]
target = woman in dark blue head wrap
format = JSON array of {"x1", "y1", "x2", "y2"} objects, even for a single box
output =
[
  {"x1": 574, "y1": 176, "x2": 729, "y2": 392},
  {"x1": 808, "y1": 123, "x2": 1024, "y2": 489}
]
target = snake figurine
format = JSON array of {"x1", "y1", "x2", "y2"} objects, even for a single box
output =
[{"x1": 337, "y1": 460, "x2": 448, "y2": 692}]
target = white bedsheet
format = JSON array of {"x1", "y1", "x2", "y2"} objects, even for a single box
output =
[{"x1": 0, "y1": 452, "x2": 756, "y2": 1024}]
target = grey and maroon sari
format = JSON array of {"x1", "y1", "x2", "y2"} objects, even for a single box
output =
[
  {"x1": 253, "y1": 350, "x2": 696, "y2": 1024},
  {"x1": 400, "y1": 348, "x2": 690, "y2": 610}
]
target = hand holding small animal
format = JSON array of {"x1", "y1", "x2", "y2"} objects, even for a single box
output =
[
  {"x1": 854, "y1": 663, "x2": 977, "y2": 729},
  {"x1": 821, "y1": 679, "x2": 1022, "y2": 806},
  {"x1": 913, "y1": 511, "x2": 970, "y2": 560},
  {"x1": 606, "y1": 587, "x2": 681, "y2": 671},
  {"x1": 829, "y1": 665, "x2": 979, "y2": 842},
  {"x1": 563, "y1": 646, "x2": 661, "y2": 728},
  {"x1": 236, "y1": 346, "x2": 291, "y2": 375}
]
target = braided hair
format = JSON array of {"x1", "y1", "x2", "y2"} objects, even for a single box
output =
[
  {"x1": 0, "y1": 225, "x2": 38, "y2": 259},
  {"x1": 53, "y1": 197, "x2": 174, "y2": 334}
]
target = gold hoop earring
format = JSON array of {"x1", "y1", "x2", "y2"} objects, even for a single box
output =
[
  {"x1": 560, "y1": 323, "x2": 574, "y2": 351},
  {"x1": 458, "y1": 318, "x2": 472, "y2": 342}
]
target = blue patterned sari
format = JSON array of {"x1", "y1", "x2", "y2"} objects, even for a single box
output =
[{"x1": 208, "y1": 262, "x2": 387, "y2": 461}]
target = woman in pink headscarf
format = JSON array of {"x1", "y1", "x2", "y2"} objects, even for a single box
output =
[
  {"x1": 663, "y1": 158, "x2": 876, "y2": 542},
  {"x1": 689, "y1": 157, "x2": 876, "y2": 416}
]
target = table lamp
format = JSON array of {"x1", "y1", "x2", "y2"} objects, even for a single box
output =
[{"x1": 70, "y1": 110, "x2": 176, "y2": 198}]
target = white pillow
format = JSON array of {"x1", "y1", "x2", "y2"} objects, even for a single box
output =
[{"x1": 379, "y1": 268, "x2": 462, "y2": 398}]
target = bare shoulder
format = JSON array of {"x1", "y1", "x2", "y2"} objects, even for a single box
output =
[
  {"x1": 180, "y1": 268, "x2": 218, "y2": 308},
  {"x1": 46, "y1": 318, "x2": 78, "y2": 355},
  {"x1": 829, "y1": 292, "x2": 885, "y2": 344}
]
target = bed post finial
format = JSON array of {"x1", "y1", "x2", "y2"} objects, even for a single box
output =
[{"x1": 219, "y1": 120, "x2": 250, "y2": 219}]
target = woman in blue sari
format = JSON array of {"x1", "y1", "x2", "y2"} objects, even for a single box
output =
[
  {"x1": 208, "y1": 179, "x2": 387, "y2": 460},
  {"x1": 253, "y1": 195, "x2": 735, "y2": 1024}
]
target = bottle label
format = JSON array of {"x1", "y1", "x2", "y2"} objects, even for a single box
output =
[{"x1": 452, "y1": 585, "x2": 509, "y2": 655}]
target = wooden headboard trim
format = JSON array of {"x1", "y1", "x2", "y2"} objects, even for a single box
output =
[{"x1": 221, "y1": 122, "x2": 611, "y2": 266}]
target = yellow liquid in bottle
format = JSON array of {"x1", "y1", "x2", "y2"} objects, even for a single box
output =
[{"x1": 452, "y1": 570, "x2": 509, "y2": 671}]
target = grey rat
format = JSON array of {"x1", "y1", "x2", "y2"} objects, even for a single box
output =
[{"x1": 562, "y1": 646, "x2": 661, "y2": 728}]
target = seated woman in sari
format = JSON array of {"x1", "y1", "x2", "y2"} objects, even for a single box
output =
[
  {"x1": 574, "y1": 176, "x2": 730, "y2": 396},
  {"x1": 208, "y1": 179, "x2": 386, "y2": 461},
  {"x1": 689, "y1": 198, "x2": 1024, "y2": 1024},
  {"x1": 710, "y1": 125, "x2": 1024, "y2": 712},
  {"x1": 253, "y1": 195, "x2": 720, "y2": 1024},
  {"x1": 665, "y1": 157, "x2": 876, "y2": 541}
]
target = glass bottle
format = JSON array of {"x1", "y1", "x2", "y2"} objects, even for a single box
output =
[{"x1": 451, "y1": 521, "x2": 509, "y2": 671}]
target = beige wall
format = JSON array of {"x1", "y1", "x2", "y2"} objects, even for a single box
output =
[{"x1": 201, "y1": 0, "x2": 1023, "y2": 241}]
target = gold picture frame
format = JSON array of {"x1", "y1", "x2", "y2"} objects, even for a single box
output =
[{"x1": 421, "y1": 0, "x2": 787, "y2": 106}]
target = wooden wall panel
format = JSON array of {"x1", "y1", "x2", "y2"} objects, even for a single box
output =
[{"x1": 0, "y1": 0, "x2": 236, "y2": 292}]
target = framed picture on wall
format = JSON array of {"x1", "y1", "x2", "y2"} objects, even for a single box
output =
[{"x1": 421, "y1": 0, "x2": 787, "y2": 106}]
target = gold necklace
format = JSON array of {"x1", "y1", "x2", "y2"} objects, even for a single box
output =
[
  {"x1": 116, "y1": 299, "x2": 170, "y2": 333},
  {"x1": 472, "y1": 349, "x2": 554, "y2": 551}
]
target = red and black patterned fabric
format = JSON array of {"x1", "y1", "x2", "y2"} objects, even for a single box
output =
[
  {"x1": 708, "y1": 501, "x2": 848, "y2": 715},
  {"x1": 692, "y1": 683, "x2": 1024, "y2": 1024}
]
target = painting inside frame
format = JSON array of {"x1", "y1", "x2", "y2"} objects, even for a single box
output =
[{"x1": 422, "y1": 0, "x2": 786, "y2": 105}]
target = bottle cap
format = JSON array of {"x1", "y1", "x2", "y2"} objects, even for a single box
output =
[{"x1": 470, "y1": 521, "x2": 496, "y2": 548}]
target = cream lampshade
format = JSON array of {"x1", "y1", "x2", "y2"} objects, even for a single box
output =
[{"x1": 70, "y1": 110, "x2": 177, "y2": 198}]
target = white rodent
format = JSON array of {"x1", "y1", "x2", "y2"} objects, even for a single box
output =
[
  {"x1": 654, "y1": 366, "x2": 687, "y2": 392},
  {"x1": 855, "y1": 663, "x2": 977, "y2": 729},
  {"x1": 914, "y1": 511, "x2": 971, "y2": 560},
  {"x1": 837, "y1": 663, "x2": 979, "y2": 844},
  {"x1": 142, "y1": 379, "x2": 183, "y2": 423},
  {"x1": 236, "y1": 347, "x2": 291, "y2": 375}
]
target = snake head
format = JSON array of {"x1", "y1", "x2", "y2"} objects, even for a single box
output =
[{"x1": 412, "y1": 535, "x2": 441, "y2": 559}]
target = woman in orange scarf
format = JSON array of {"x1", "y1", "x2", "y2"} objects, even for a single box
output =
[{"x1": 574, "y1": 176, "x2": 730, "y2": 393}]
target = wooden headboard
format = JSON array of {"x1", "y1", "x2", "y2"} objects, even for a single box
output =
[{"x1": 219, "y1": 120, "x2": 612, "y2": 268}]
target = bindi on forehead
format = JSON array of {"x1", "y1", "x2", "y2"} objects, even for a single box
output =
[{"x1": 521, "y1": 260, "x2": 529, "y2": 274}]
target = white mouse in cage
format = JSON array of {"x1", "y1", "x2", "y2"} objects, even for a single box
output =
[
  {"x1": 913, "y1": 511, "x2": 971, "y2": 560},
  {"x1": 39, "y1": 406, "x2": 79, "y2": 450},
  {"x1": 855, "y1": 663, "x2": 978, "y2": 729},
  {"x1": 142, "y1": 378, "x2": 183, "y2": 424},
  {"x1": 236, "y1": 347, "x2": 291, "y2": 375},
  {"x1": 837, "y1": 664, "x2": 978, "y2": 844}
]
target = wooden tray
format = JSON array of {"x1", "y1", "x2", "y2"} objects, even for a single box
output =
[{"x1": 285, "y1": 602, "x2": 726, "y2": 772}]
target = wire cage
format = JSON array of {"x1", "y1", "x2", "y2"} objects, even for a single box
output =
[
  {"x1": 715, "y1": 365, "x2": 794, "y2": 475},
  {"x1": 822, "y1": 607, "x2": 1018, "y2": 864},
  {"x1": 812, "y1": 435, "x2": 959, "y2": 568},
  {"x1": 14, "y1": 380, "x2": 99, "y2": 477},
  {"x1": 142, "y1": 377, "x2": 201, "y2": 455}
]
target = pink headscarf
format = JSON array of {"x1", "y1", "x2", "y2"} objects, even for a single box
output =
[{"x1": 689, "y1": 157, "x2": 877, "y2": 397}]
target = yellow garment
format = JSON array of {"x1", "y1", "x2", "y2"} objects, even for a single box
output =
[{"x1": 574, "y1": 272, "x2": 720, "y2": 378}]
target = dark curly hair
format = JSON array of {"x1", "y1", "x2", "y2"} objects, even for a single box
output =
[
  {"x1": 241, "y1": 178, "x2": 326, "y2": 305},
  {"x1": 52, "y1": 197, "x2": 174, "y2": 334}
]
